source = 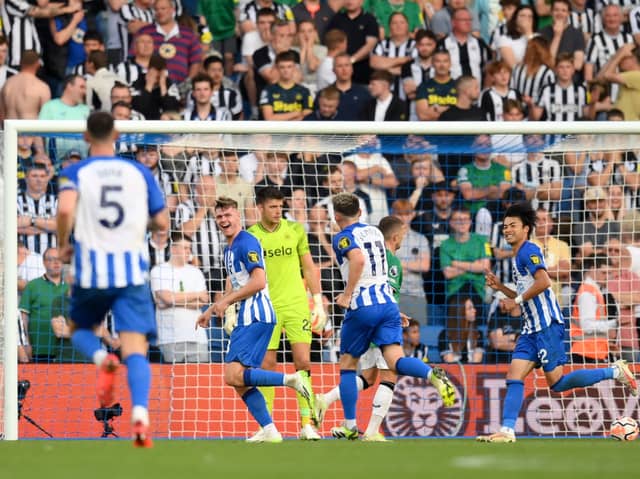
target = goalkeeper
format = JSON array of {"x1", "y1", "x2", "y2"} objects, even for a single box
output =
[{"x1": 246, "y1": 186, "x2": 326, "y2": 440}]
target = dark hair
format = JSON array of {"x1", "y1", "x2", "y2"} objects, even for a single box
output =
[
  {"x1": 552, "y1": 0, "x2": 571, "y2": 9},
  {"x1": 404, "y1": 318, "x2": 421, "y2": 330},
  {"x1": 256, "y1": 186, "x2": 285, "y2": 205},
  {"x1": 415, "y1": 29, "x2": 438, "y2": 44},
  {"x1": 607, "y1": 108, "x2": 625, "y2": 120},
  {"x1": 111, "y1": 81, "x2": 130, "y2": 94},
  {"x1": 555, "y1": 52, "x2": 574, "y2": 67},
  {"x1": 20, "y1": 50, "x2": 40, "y2": 67},
  {"x1": 26, "y1": 162, "x2": 48, "y2": 174},
  {"x1": 506, "y1": 5, "x2": 537, "y2": 40},
  {"x1": 388, "y1": 11, "x2": 409, "y2": 27},
  {"x1": 86, "y1": 111, "x2": 115, "y2": 142},
  {"x1": 62, "y1": 74, "x2": 83, "y2": 92},
  {"x1": 370, "y1": 69, "x2": 393, "y2": 84},
  {"x1": 148, "y1": 53, "x2": 167, "y2": 71},
  {"x1": 582, "y1": 255, "x2": 609, "y2": 272},
  {"x1": 170, "y1": 231, "x2": 192, "y2": 244},
  {"x1": 203, "y1": 55, "x2": 224, "y2": 70},
  {"x1": 503, "y1": 202, "x2": 537, "y2": 238},
  {"x1": 257, "y1": 7, "x2": 277, "y2": 20},
  {"x1": 88, "y1": 50, "x2": 108, "y2": 70},
  {"x1": 275, "y1": 50, "x2": 297, "y2": 64},
  {"x1": 111, "y1": 100, "x2": 132, "y2": 112},
  {"x1": 378, "y1": 215, "x2": 404, "y2": 240},
  {"x1": 83, "y1": 30, "x2": 103, "y2": 44},
  {"x1": 215, "y1": 196, "x2": 238, "y2": 210},
  {"x1": 191, "y1": 72, "x2": 213, "y2": 89}
]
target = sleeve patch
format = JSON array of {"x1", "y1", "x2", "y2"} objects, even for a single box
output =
[
  {"x1": 530, "y1": 254, "x2": 541, "y2": 265},
  {"x1": 247, "y1": 251, "x2": 259, "y2": 263},
  {"x1": 338, "y1": 237, "x2": 351, "y2": 249}
]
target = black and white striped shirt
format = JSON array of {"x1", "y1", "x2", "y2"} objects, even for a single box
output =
[
  {"x1": 372, "y1": 38, "x2": 416, "y2": 99},
  {"x1": 489, "y1": 20, "x2": 508, "y2": 53},
  {"x1": 400, "y1": 57, "x2": 434, "y2": 90},
  {"x1": 174, "y1": 200, "x2": 223, "y2": 270},
  {"x1": 147, "y1": 237, "x2": 171, "y2": 269},
  {"x1": 0, "y1": 64, "x2": 18, "y2": 90},
  {"x1": 512, "y1": 156, "x2": 562, "y2": 214},
  {"x1": 438, "y1": 34, "x2": 491, "y2": 84},
  {"x1": 239, "y1": 0, "x2": 293, "y2": 25},
  {"x1": 490, "y1": 222, "x2": 514, "y2": 285},
  {"x1": 570, "y1": 8, "x2": 602, "y2": 36},
  {"x1": 17, "y1": 192, "x2": 58, "y2": 255},
  {"x1": 115, "y1": 59, "x2": 146, "y2": 86},
  {"x1": 586, "y1": 31, "x2": 634, "y2": 72},
  {"x1": 479, "y1": 87, "x2": 522, "y2": 121},
  {"x1": 184, "y1": 86, "x2": 243, "y2": 119},
  {"x1": 71, "y1": 62, "x2": 89, "y2": 79},
  {"x1": 630, "y1": 6, "x2": 640, "y2": 36},
  {"x1": 538, "y1": 82, "x2": 587, "y2": 122},
  {"x1": 1, "y1": 0, "x2": 41, "y2": 67},
  {"x1": 116, "y1": 3, "x2": 154, "y2": 63},
  {"x1": 510, "y1": 63, "x2": 555, "y2": 103}
]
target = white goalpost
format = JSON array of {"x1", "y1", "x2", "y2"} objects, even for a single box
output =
[{"x1": 3, "y1": 119, "x2": 640, "y2": 441}]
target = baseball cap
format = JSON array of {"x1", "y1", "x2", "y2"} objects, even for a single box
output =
[
  {"x1": 64, "y1": 149, "x2": 82, "y2": 161},
  {"x1": 584, "y1": 186, "x2": 607, "y2": 202}
]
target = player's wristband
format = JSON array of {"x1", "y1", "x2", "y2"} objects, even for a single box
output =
[
  {"x1": 312, "y1": 293, "x2": 322, "y2": 305},
  {"x1": 514, "y1": 294, "x2": 524, "y2": 305}
]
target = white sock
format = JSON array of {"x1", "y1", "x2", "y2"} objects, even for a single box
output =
[
  {"x1": 93, "y1": 349, "x2": 108, "y2": 367},
  {"x1": 364, "y1": 383, "x2": 394, "y2": 437},
  {"x1": 263, "y1": 423, "x2": 278, "y2": 435},
  {"x1": 325, "y1": 375, "x2": 365, "y2": 406},
  {"x1": 500, "y1": 426, "x2": 515, "y2": 436},
  {"x1": 344, "y1": 418, "x2": 357, "y2": 430},
  {"x1": 131, "y1": 405, "x2": 149, "y2": 426}
]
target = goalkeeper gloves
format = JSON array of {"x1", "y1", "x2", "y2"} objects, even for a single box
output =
[
  {"x1": 223, "y1": 305, "x2": 237, "y2": 336},
  {"x1": 310, "y1": 294, "x2": 327, "y2": 333}
]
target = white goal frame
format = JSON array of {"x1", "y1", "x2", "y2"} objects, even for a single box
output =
[{"x1": 4, "y1": 119, "x2": 640, "y2": 440}]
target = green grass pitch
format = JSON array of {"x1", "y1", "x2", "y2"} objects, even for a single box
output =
[{"x1": 1, "y1": 439, "x2": 637, "y2": 479}]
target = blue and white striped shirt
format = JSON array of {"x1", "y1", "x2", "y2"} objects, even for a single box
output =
[
  {"x1": 59, "y1": 156, "x2": 165, "y2": 289},
  {"x1": 512, "y1": 241, "x2": 564, "y2": 334},
  {"x1": 333, "y1": 222, "x2": 396, "y2": 310},
  {"x1": 225, "y1": 230, "x2": 276, "y2": 326}
]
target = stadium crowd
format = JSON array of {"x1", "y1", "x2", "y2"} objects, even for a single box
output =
[{"x1": 9, "y1": 0, "x2": 640, "y2": 367}]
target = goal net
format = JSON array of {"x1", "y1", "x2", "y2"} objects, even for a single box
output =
[{"x1": 2, "y1": 120, "x2": 639, "y2": 440}]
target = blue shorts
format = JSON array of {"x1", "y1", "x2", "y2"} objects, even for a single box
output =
[
  {"x1": 71, "y1": 284, "x2": 157, "y2": 340},
  {"x1": 340, "y1": 302, "x2": 403, "y2": 358},
  {"x1": 512, "y1": 321, "x2": 567, "y2": 372},
  {"x1": 226, "y1": 321, "x2": 274, "y2": 368}
]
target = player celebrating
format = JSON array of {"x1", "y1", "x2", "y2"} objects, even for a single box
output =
[
  {"x1": 57, "y1": 111, "x2": 170, "y2": 448},
  {"x1": 330, "y1": 193, "x2": 456, "y2": 440},
  {"x1": 197, "y1": 197, "x2": 312, "y2": 443},
  {"x1": 247, "y1": 186, "x2": 325, "y2": 440},
  {"x1": 316, "y1": 215, "x2": 411, "y2": 441},
  {"x1": 477, "y1": 202, "x2": 638, "y2": 443}
]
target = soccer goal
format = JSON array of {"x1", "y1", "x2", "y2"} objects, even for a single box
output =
[{"x1": 3, "y1": 119, "x2": 640, "y2": 440}]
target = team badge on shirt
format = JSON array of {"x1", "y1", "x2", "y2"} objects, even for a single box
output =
[
  {"x1": 389, "y1": 265, "x2": 398, "y2": 278},
  {"x1": 530, "y1": 254, "x2": 541, "y2": 265},
  {"x1": 248, "y1": 251, "x2": 259, "y2": 263},
  {"x1": 72, "y1": 28, "x2": 85, "y2": 44},
  {"x1": 159, "y1": 43, "x2": 176, "y2": 59},
  {"x1": 338, "y1": 237, "x2": 351, "y2": 249}
]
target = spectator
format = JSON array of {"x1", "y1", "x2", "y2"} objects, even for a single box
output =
[
  {"x1": 584, "y1": 4, "x2": 633, "y2": 101},
  {"x1": 532, "y1": 207, "x2": 572, "y2": 308},
  {"x1": 606, "y1": 237, "x2": 640, "y2": 362},
  {"x1": 598, "y1": 43, "x2": 640, "y2": 121},
  {"x1": 437, "y1": 7, "x2": 491, "y2": 86},
  {"x1": 292, "y1": 1, "x2": 336, "y2": 41},
  {"x1": 538, "y1": 0, "x2": 585, "y2": 71},
  {"x1": 106, "y1": 0, "x2": 154, "y2": 65},
  {"x1": 174, "y1": 176, "x2": 225, "y2": 301},
  {"x1": 489, "y1": 0, "x2": 520, "y2": 54},
  {"x1": 48, "y1": 5, "x2": 87, "y2": 85},
  {"x1": 439, "y1": 294, "x2": 484, "y2": 363},
  {"x1": 18, "y1": 247, "x2": 69, "y2": 362},
  {"x1": 359, "y1": 69, "x2": 409, "y2": 121},
  {"x1": 569, "y1": 0, "x2": 601, "y2": 45},
  {"x1": 259, "y1": 50, "x2": 313, "y2": 120},
  {"x1": 135, "y1": 144, "x2": 179, "y2": 214},
  {"x1": 510, "y1": 36, "x2": 556, "y2": 119},
  {"x1": 285, "y1": 188, "x2": 310, "y2": 231},
  {"x1": 242, "y1": 8, "x2": 276, "y2": 116},
  {"x1": 396, "y1": 154, "x2": 445, "y2": 213},
  {"x1": 315, "y1": 164, "x2": 370, "y2": 225},
  {"x1": 135, "y1": 0, "x2": 202, "y2": 84},
  {"x1": 0, "y1": 37, "x2": 18, "y2": 91},
  {"x1": 151, "y1": 233, "x2": 210, "y2": 363},
  {"x1": 440, "y1": 207, "x2": 491, "y2": 305},
  {"x1": 294, "y1": 20, "x2": 327, "y2": 97},
  {"x1": 200, "y1": 0, "x2": 239, "y2": 76},
  {"x1": 479, "y1": 60, "x2": 522, "y2": 122},
  {"x1": 391, "y1": 199, "x2": 431, "y2": 324},
  {"x1": 17, "y1": 163, "x2": 57, "y2": 255},
  {"x1": 402, "y1": 318, "x2": 428, "y2": 361},
  {"x1": 342, "y1": 148, "x2": 398, "y2": 225},
  {"x1": 148, "y1": 228, "x2": 171, "y2": 269},
  {"x1": 0, "y1": 50, "x2": 50, "y2": 122},
  {"x1": 532, "y1": 53, "x2": 587, "y2": 122},
  {"x1": 430, "y1": 0, "x2": 481, "y2": 39},
  {"x1": 17, "y1": 243, "x2": 45, "y2": 294},
  {"x1": 1, "y1": 0, "x2": 81, "y2": 68},
  {"x1": 216, "y1": 150, "x2": 258, "y2": 226},
  {"x1": 203, "y1": 55, "x2": 243, "y2": 120},
  {"x1": 438, "y1": 75, "x2": 484, "y2": 121},
  {"x1": 316, "y1": 28, "x2": 348, "y2": 91},
  {"x1": 573, "y1": 185, "x2": 621, "y2": 260},
  {"x1": 308, "y1": 203, "x2": 341, "y2": 295},
  {"x1": 486, "y1": 287, "x2": 521, "y2": 363},
  {"x1": 415, "y1": 49, "x2": 456, "y2": 121},
  {"x1": 326, "y1": 0, "x2": 379, "y2": 85},
  {"x1": 115, "y1": 32, "x2": 154, "y2": 86},
  {"x1": 67, "y1": 30, "x2": 105, "y2": 79},
  {"x1": 254, "y1": 151, "x2": 293, "y2": 195},
  {"x1": 184, "y1": 73, "x2": 232, "y2": 121},
  {"x1": 512, "y1": 134, "x2": 563, "y2": 215},
  {"x1": 304, "y1": 85, "x2": 347, "y2": 120},
  {"x1": 85, "y1": 51, "x2": 123, "y2": 111},
  {"x1": 330, "y1": 52, "x2": 372, "y2": 121},
  {"x1": 497, "y1": 5, "x2": 538, "y2": 69},
  {"x1": 370, "y1": 12, "x2": 415, "y2": 98},
  {"x1": 111, "y1": 82, "x2": 145, "y2": 119},
  {"x1": 401, "y1": 29, "x2": 437, "y2": 120},
  {"x1": 571, "y1": 256, "x2": 618, "y2": 364},
  {"x1": 131, "y1": 54, "x2": 181, "y2": 120},
  {"x1": 240, "y1": 0, "x2": 295, "y2": 34}
]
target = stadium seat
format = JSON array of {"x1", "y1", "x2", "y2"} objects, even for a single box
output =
[{"x1": 420, "y1": 325, "x2": 444, "y2": 363}]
